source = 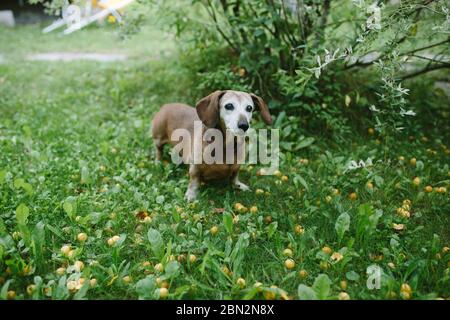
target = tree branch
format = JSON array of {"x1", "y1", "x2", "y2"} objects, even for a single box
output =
[{"x1": 401, "y1": 63, "x2": 449, "y2": 80}]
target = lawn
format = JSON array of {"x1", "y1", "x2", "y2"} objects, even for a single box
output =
[{"x1": 0, "y1": 21, "x2": 449, "y2": 300}]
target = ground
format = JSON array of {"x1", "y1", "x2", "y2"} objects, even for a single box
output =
[{"x1": 0, "y1": 22, "x2": 449, "y2": 300}]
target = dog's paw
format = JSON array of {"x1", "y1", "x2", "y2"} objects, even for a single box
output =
[
  {"x1": 184, "y1": 189, "x2": 198, "y2": 202},
  {"x1": 235, "y1": 181, "x2": 250, "y2": 191}
]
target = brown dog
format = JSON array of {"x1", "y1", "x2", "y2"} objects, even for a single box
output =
[{"x1": 151, "y1": 90, "x2": 272, "y2": 201}]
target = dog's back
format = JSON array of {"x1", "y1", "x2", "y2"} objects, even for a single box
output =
[{"x1": 151, "y1": 103, "x2": 198, "y2": 147}]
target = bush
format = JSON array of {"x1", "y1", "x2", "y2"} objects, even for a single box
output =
[{"x1": 150, "y1": 0, "x2": 449, "y2": 141}]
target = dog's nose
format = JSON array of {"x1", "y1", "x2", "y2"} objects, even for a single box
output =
[{"x1": 238, "y1": 120, "x2": 249, "y2": 132}]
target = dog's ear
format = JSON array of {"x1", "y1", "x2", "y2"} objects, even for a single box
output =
[
  {"x1": 251, "y1": 93, "x2": 272, "y2": 125},
  {"x1": 196, "y1": 90, "x2": 225, "y2": 128}
]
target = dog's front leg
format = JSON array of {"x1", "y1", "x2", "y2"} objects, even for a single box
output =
[
  {"x1": 185, "y1": 164, "x2": 200, "y2": 201},
  {"x1": 232, "y1": 172, "x2": 250, "y2": 191}
]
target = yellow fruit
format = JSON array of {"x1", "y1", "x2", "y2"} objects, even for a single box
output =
[
  {"x1": 349, "y1": 192, "x2": 357, "y2": 201},
  {"x1": 413, "y1": 177, "x2": 421, "y2": 186},
  {"x1": 7, "y1": 290, "x2": 16, "y2": 300},
  {"x1": 27, "y1": 284, "x2": 36, "y2": 295},
  {"x1": 222, "y1": 266, "x2": 232, "y2": 276},
  {"x1": 189, "y1": 254, "x2": 197, "y2": 263},
  {"x1": 331, "y1": 252, "x2": 344, "y2": 262},
  {"x1": 56, "y1": 267, "x2": 66, "y2": 275},
  {"x1": 398, "y1": 156, "x2": 405, "y2": 162},
  {"x1": 155, "y1": 263, "x2": 164, "y2": 273},
  {"x1": 338, "y1": 292, "x2": 350, "y2": 300},
  {"x1": 388, "y1": 262, "x2": 396, "y2": 269},
  {"x1": 177, "y1": 255, "x2": 186, "y2": 263},
  {"x1": 74, "y1": 260, "x2": 84, "y2": 272},
  {"x1": 366, "y1": 182, "x2": 374, "y2": 189},
  {"x1": 143, "y1": 216, "x2": 152, "y2": 224},
  {"x1": 77, "y1": 233, "x2": 88, "y2": 242},
  {"x1": 299, "y1": 158, "x2": 309, "y2": 165},
  {"x1": 236, "y1": 278, "x2": 246, "y2": 288},
  {"x1": 274, "y1": 170, "x2": 282, "y2": 177},
  {"x1": 61, "y1": 244, "x2": 71, "y2": 256},
  {"x1": 234, "y1": 203, "x2": 244, "y2": 211},
  {"x1": 410, "y1": 158, "x2": 417, "y2": 166},
  {"x1": 322, "y1": 246, "x2": 333, "y2": 254},
  {"x1": 320, "y1": 261, "x2": 330, "y2": 270},
  {"x1": 250, "y1": 206, "x2": 258, "y2": 213},
  {"x1": 299, "y1": 270, "x2": 308, "y2": 278},
  {"x1": 393, "y1": 223, "x2": 404, "y2": 231},
  {"x1": 437, "y1": 187, "x2": 447, "y2": 194},
  {"x1": 425, "y1": 185, "x2": 433, "y2": 193},
  {"x1": 281, "y1": 175, "x2": 288, "y2": 182},
  {"x1": 442, "y1": 247, "x2": 449, "y2": 254},
  {"x1": 67, "y1": 280, "x2": 77, "y2": 291},
  {"x1": 122, "y1": 276, "x2": 132, "y2": 284},
  {"x1": 264, "y1": 215, "x2": 272, "y2": 224},
  {"x1": 283, "y1": 248, "x2": 293, "y2": 257},
  {"x1": 284, "y1": 259, "x2": 295, "y2": 269},
  {"x1": 400, "y1": 283, "x2": 412, "y2": 299},
  {"x1": 325, "y1": 195, "x2": 332, "y2": 203},
  {"x1": 264, "y1": 289, "x2": 276, "y2": 300},
  {"x1": 158, "y1": 287, "x2": 169, "y2": 299},
  {"x1": 294, "y1": 224, "x2": 304, "y2": 235},
  {"x1": 89, "y1": 278, "x2": 97, "y2": 287},
  {"x1": 255, "y1": 189, "x2": 264, "y2": 195},
  {"x1": 340, "y1": 280, "x2": 347, "y2": 291},
  {"x1": 368, "y1": 128, "x2": 375, "y2": 135},
  {"x1": 253, "y1": 282, "x2": 263, "y2": 289},
  {"x1": 210, "y1": 226, "x2": 219, "y2": 235}
]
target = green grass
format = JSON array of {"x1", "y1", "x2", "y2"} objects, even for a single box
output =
[{"x1": 0, "y1": 22, "x2": 449, "y2": 300}]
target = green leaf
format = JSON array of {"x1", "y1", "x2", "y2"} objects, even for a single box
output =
[
  {"x1": 16, "y1": 203, "x2": 29, "y2": 225},
  {"x1": 147, "y1": 228, "x2": 164, "y2": 259},
  {"x1": 298, "y1": 284, "x2": 317, "y2": 300},
  {"x1": 346, "y1": 271, "x2": 360, "y2": 281},
  {"x1": 335, "y1": 212, "x2": 350, "y2": 241},
  {"x1": 267, "y1": 221, "x2": 278, "y2": 239},
  {"x1": 156, "y1": 195, "x2": 165, "y2": 204},
  {"x1": 32, "y1": 221, "x2": 46, "y2": 268},
  {"x1": 0, "y1": 280, "x2": 12, "y2": 299},
  {"x1": 165, "y1": 261, "x2": 180, "y2": 278},
  {"x1": 63, "y1": 201, "x2": 74, "y2": 220},
  {"x1": 274, "y1": 111, "x2": 286, "y2": 128},
  {"x1": 296, "y1": 137, "x2": 315, "y2": 149},
  {"x1": 293, "y1": 175, "x2": 309, "y2": 191},
  {"x1": 14, "y1": 178, "x2": 25, "y2": 189},
  {"x1": 0, "y1": 217, "x2": 6, "y2": 234},
  {"x1": 223, "y1": 212, "x2": 233, "y2": 234},
  {"x1": 73, "y1": 280, "x2": 90, "y2": 300},
  {"x1": 312, "y1": 274, "x2": 331, "y2": 300},
  {"x1": 0, "y1": 170, "x2": 6, "y2": 184},
  {"x1": 136, "y1": 276, "x2": 156, "y2": 300}
]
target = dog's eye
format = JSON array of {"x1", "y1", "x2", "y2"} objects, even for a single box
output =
[
  {"x1": 246, "y1": 105, "x2": 253, "y2": 112},
  {"x1": 224, "y1": 103, "x2": 234, "y2": 111}
]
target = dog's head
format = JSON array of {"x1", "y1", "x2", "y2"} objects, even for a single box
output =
[{"x1": 196, "y1": 90, "x2": 272, "y2": 135}]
